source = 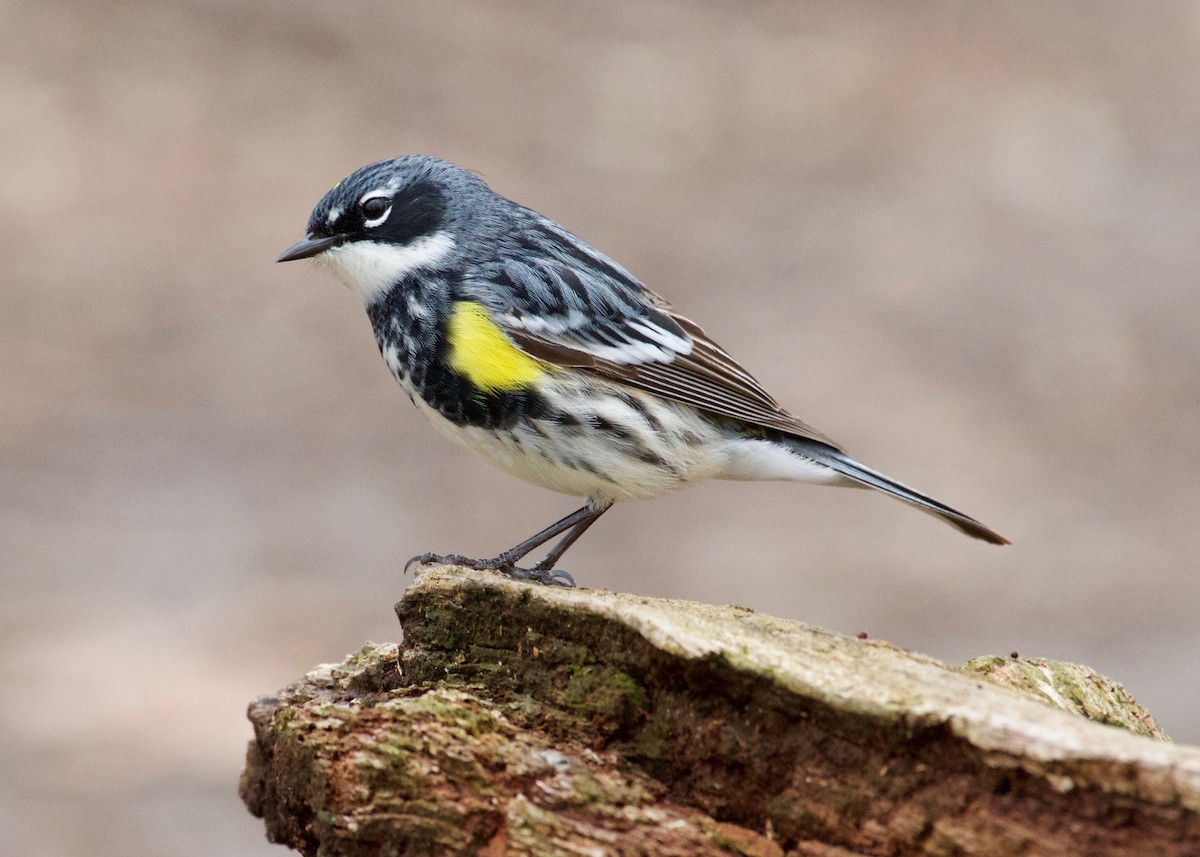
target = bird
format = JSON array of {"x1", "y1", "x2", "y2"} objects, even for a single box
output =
[{"x1": 277, "y1": 155, "x2": 1007, "y2": 586}]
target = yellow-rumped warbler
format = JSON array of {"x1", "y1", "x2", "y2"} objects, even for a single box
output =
[{"x1": 278, "y1": 156, "x2": 1007, "y2": 586}]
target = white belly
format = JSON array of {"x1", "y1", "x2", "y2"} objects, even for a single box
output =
[
  {"x1": 406, "y1": 375, "x2": 729, "y2": 504},
  {"x1": 381, "y1": 342, "x2": 840, "y2": 503}
]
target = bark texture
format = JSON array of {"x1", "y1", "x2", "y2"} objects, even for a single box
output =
[{"x1": 241, "y1": 565, "x2": 1200, "y2": 856}]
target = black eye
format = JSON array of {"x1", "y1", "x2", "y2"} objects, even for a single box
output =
[{"x1": 361, "y1": 197, "x2": 390, "y2": 221}]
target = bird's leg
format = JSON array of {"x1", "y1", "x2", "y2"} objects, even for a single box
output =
[
  {"x1": 528, "y1": 503, "x2": 611, "y2": 581},
  {"x1": 405, "y1": 503, "x2": 609, "y2": 587}
]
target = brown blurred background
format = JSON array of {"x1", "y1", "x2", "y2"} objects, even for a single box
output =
[{"x1": 3, "y1": 1, "x2": 1199, "y2": 854}]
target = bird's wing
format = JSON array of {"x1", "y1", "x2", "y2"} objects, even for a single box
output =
[{"x1": 463, "y1": 217, "x2": 839, "y2": 447}]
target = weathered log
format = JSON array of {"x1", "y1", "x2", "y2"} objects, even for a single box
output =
[{"x1": 241, "y1": 565, "x2": 1199, "y2": 855}]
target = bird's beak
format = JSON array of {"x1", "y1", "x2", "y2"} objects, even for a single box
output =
[{"x1": 276, "y1": 233, "x2": 345, "y2": 263}]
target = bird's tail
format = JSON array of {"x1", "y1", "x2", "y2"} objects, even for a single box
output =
[{"x1": 794, "y1": 441, "x2": 1010, "y2": 545}]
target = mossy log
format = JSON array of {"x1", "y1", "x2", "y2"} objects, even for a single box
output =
[{"x1": 241, "y1": 565, "x2": 1200, "y2": 856}]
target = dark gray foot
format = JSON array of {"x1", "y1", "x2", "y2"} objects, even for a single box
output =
[
  {"x1": 404, "y1": 552, "x2": 481, "y2": 574},
  {"x1": 506, "y1": 565, "x2": 577, "y2": 588},
  {"x1": 404, "y1": 552, "x2": 576, "y2": 588}
]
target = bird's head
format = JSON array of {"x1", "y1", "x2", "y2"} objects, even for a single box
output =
[{"x1": 277, "y1": 155, "x2": 489, "y2": 304}]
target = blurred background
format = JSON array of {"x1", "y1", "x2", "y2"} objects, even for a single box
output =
[{"x1": 4, "y1": 1, "x2": 1200, "y2": 854}]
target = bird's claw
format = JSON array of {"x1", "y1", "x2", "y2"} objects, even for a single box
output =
[
  {"x1": 405, "y1": 552, "x2": 458, "y2": 574},
  {"x1": 404, "y1": 552, "x2": 495, "y2": 574},
  {"x1": 404, "y1": 551, "x2": 575, "y2": 587},
  {"x1": 506, "y1": 565, "x2": 577, "y2": 588}
]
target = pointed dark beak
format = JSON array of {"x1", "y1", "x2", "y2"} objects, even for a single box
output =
[{"x1": 276, "y1": 233, "x2": 345, "y2": 263}]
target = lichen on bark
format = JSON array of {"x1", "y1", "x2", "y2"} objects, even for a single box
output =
[{"x1": 242, "y1": 565, "x2": 1200, "y2": 856}]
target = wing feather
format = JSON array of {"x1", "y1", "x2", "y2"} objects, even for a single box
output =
[{"x1": 467, "y1": 216, "x2": 839, "y2": 448}]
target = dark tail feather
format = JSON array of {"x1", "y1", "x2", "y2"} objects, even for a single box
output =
[{"x1": 799, "y1": 443, "x2": 1010, "y2": 545}]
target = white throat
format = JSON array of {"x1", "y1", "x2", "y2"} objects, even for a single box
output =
[{"x1": 317, "y1": 231, "x2": 456, "y2": 304}]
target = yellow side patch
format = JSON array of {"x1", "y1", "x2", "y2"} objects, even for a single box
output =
[{"x1": 446, "y1": 301, "x2": 551, "y2": 392}]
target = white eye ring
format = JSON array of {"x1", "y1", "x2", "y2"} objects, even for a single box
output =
[{"x1": 360, "y1": 194, "x2": 392, "y2": 227}]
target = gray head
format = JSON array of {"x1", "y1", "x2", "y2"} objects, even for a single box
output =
[{"x1": 277, "y1": 155, "x2": 497, "y2": 303}]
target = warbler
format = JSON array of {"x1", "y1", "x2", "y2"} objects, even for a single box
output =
[{"x1": 278, "y1": 155, "x2": 1007, "y2": 586}]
